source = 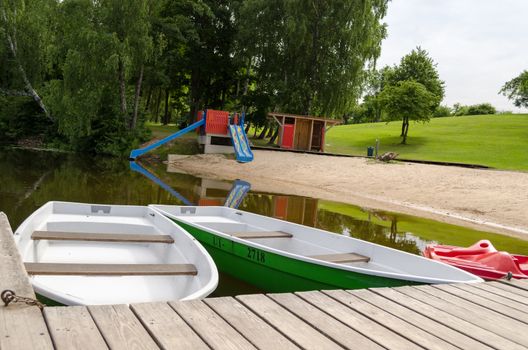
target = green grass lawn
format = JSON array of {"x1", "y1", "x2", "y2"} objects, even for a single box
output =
[
  {"x1": 145, "y1": 122, "x2": 180, "y2": 138},
  {"x1": 144, "y1": 122, "x2": 199, "y2": 159},
  {"x1": 326, "y1": 114, "x2": 528, "y2": 171}
]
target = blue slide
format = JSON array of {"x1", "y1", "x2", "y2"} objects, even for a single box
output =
[
  {"x1": 229, "y1": 125, "x2": 254, "y2": 163},
  {"x1": 129, "y1": 118, "x2": 205, "y2": 159}
]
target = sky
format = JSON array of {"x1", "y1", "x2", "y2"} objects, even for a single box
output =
[{"x1": 377, "y1": 0, "x2": 528, "y2": 112}]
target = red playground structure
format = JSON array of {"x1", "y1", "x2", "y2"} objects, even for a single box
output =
[{"x1": 130, "y1": 109, "x2": 253, "y2": 163}]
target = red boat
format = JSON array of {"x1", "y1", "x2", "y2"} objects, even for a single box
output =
[{"x1": 423, "y1": 240, "x2": 528, "y2": 280}]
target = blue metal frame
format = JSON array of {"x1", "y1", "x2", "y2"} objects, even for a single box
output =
[{"x1": 129, "y1": 117, "x2": 206, "y2": 159}]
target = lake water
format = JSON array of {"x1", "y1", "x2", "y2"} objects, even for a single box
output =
[{"x1": 2, "y1": 148, "x2": 527, "y2": 296}]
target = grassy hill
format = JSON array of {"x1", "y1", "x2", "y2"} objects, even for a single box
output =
[{"x1": 326, "y1": 114, "x2": 528, "y2": 171}]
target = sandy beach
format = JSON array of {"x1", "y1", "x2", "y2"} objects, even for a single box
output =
[{"x1": 166, "y1": 150, "x2": 528, "y2": 239}]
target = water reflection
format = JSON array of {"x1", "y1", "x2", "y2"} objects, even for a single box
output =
[
  {"x1": 130, "y1": 161, "x2": 194, "y2": 205},
  {"x1": 130, "y1": 161, "x2": 251, "y2": 209},
  {"x1": 2, "y1": 148, "x2": 528, "y2": 295}
]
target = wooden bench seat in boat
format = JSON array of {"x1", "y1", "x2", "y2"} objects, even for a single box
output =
[
  {"x1": 24, "y1": 263, "x2": 197, "y2": 276},
  {"x1": 309, "y1": 252, "x2": 370, "y2": 264},
  {"x1": 231, "y1": 231, "x2": 293, "y2": 239},
  {"x1": 31, "y1": 231, "x2": 175, "y2": 244}
]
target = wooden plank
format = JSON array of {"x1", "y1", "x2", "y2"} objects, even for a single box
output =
[
  {"x1": 231, "y1": 231, "x2": 292, "y2": 239},
  {"x1": 483, "y1": 281, "x2": 528, "y2": 304},
  {"x1": 323, "y1": 289, "x2": 458, "y2": 350},
  {"x1": 348, "y1": 288, "x2": 490, "y2": 349},
  {"x1": 237, "y1": 294, "x2": 341, "y2": 350},
  {"x1": 446, "y1": 283, "x2": 528, "y2": 321},
  {"x1": 308, "y1": 252, "x2": 369, "y2": 263},
  {"x1": 269, "y1": 293, "x2": 384, "y2": 349},
  {"x1": 399, "y1": 285, "x2": 528, "y2": 347},
  {"x1": 372, "y1": 287, "x2": 524, "y2": 350},
  {"x1": 44, "y1": 306, "x2": 108, "y2": 350},
  {"x1": 500, "y1": 278, "x2": 528, "y2": 291},
  {"x1": 205, "y1": 297, "x2": 299, "y2": 350},
  {"x1": 0, "y1": 212, "x2": 54, "y2": 350},
  {"x1": 25, "y1": 263, "x2": 197, "y2": 276},
  {"x1": 461, "y1": 281, "x2": 528, "y2": 307},
  {"x1": 88, "y1": 304, "x2": 159, "y2": 350},
  {"x1": 279, "y1": 291, "x2": 419, "y2": 350},
  {"x1": 169, "y1": 299, "x2": 256, "y2": 350},
  {"x1": 32, "y1": 231, "x2": 174, "y2": 244},
  {"x1": 131, "y1": 302, "x2": 208, "y2": 349}
]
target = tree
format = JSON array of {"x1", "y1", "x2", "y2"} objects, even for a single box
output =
[
  {"x1": 42, "y1": 0, "x2": 154, "y2": 155},
  {"x1": 380, "y1": 80, "x2": 435, "y2": 144},
  {"x1": 389, "y1": 47, "x2": 444, "y2": 111},
  {"x1": 239, "y1": 0, "x2": 389, "y2": 117},
  {"x1": 99, "y1": 0, "x2": 153, "y2": 129},
  {"x1": 500, "y1": 70, "x2": 528, "y2": 108},
  {"x1": 360, "y1": 66, "x2": 393, "y2": 122}
]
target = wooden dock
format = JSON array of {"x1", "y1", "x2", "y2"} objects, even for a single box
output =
[{"x1": 2, "y1": 212, "x2": 528, "y2": 349}]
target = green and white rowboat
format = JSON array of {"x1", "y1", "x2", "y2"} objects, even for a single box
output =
[{"x1": 151, "y1": 205, "x2": 482, "y2": 292}]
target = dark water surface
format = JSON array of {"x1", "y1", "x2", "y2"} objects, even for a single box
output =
[{"x1": 2, "y1": 148, "x2": 527, "y2": 296}]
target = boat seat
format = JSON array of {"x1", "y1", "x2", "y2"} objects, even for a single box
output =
[
  {"x1": 231, "y1": 231, "x2": 293, "y2": 239},
  {"x1": 24, "y1": 263, "x2": 197, "y2": 276},
  {"x1": 309, "y1": 252, "x2": 370, "y2": 264},
  {"x1": 31, "y1": 231, "x2": 175, "y2": 244}
]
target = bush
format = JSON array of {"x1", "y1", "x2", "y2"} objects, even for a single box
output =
[
  {"x1": 467, "y1": 103, "x2": 496, "y2": 115},
  {"x1": 0, "y1": 96, "x2": 53, "y2": 143},
  {"x1": 433, "y1": 105, "x2": 452, "y2": 117},
  {"x1": 453, "y1": 103, "x2": 496, "y2": 116}
]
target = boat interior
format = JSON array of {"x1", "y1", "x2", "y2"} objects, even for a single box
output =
[
  {"x1": 17, "y1": 205, "x2": 212, "y2": 304},
  {"x1": 168, "y1": 213, "x2": 379, "y2": 268}
]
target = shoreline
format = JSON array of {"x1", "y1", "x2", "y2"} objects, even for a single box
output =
[{"x1": 166, "y1": 150, "x2": 528, "y2": 240}]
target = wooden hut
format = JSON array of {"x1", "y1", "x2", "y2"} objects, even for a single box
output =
[{"x1": 268, "y1": 112, "x2": 341, "y2": 152}]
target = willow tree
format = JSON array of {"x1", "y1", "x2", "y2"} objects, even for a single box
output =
[
  {"x1": 99, "y1": 0, "x2": 153, "y2": 129},
  {"x1": 43, "y1": 0, "x2": 153, "y2": 154},
  {"x1": 239, "y1": 0, "x2": 389, "y2": 117}
]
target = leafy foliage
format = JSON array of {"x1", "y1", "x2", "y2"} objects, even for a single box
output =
[
  {"x1": 500, "y1": 70, "x2": 528, "y2": 108},
  {"x1": 452, "y1": 102, "x2": 496, "y2": 116},
  {"x1": 239, "y1": 0, "x2": 389, "y2": 117},
  {"x1": 380, "y1": 80, "x2": 436, "y2": 144},
  {"x1": 1, "y1": 0, "x2": 390, "y2": 154},
  {"x1": 388, "y1": 47, "x2": 445, "y2": 110},
  {"x1": 432, "y1": 105, "x2": 452, "y2": 118}
]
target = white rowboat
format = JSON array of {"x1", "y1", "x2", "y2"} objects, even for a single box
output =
[{"x1": 15, "y1": 201, "x2": 218, "y2": 305}]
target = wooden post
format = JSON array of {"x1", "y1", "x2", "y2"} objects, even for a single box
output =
[
  {"x1": 0, "y1": 213, "x2": 53, "y2": 349},
  {"x1": 308, "y1": 119, "x2": 314, "y2": 151},
  {"x1": 322, "y1": 121, "x2": 327, "y2": 152}
]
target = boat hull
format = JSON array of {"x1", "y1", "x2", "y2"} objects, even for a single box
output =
[{"x1": 174, "y1": 219, "x2": 419, "y2": 292}]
